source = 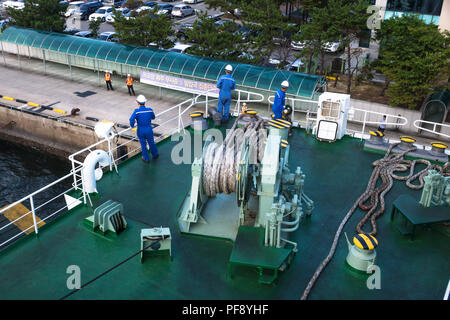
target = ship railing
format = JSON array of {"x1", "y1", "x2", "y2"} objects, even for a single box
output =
[
  {"x1": 67, "y1": 88, "x2": 228, "y2": 199},
  {"x1": 347, "y1": 107, "x2": 408, "y2": 140},
  {"x1": 231, "y1": 90, "x2": 265, "y2": 115},
  {"x1": 0, "y1": 167, "x2": 84, "y2": 248},
  {"x1": 413, "y1": 120, "x2": 450, "y2": 139},
  {"x1": 267, "y1": 96, "x2": 318, "y2": 128}
]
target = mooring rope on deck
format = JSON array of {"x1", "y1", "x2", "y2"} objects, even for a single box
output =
[
  {"x1": 202, "y1": 115, "x2": 267, "y2": 197},
  {"x1": 301, "y1": 143, "x2": 450, "y2": 300}
]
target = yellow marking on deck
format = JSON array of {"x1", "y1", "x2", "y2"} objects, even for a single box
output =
[
  {"x1": 53, "y1": 108, "x2": 67, "y2": 114},
  {"x1": 27, "y1": 102, "x2": 40, "y2": 107},
  {"x1": 400, "y1": 136, "x2": 415, "y2": 143},
  {"x1": 431, "y1": 142, "x2": 447, "y2": 149},
  {"x1": 102, "y1": 120, "x2": 115, "y2": 124},
  {"x1": 326, "y1": 76, "x2": 341, "y2": 81},
  {"x1": 3, "y1": 96, "x2": 14, "y2": 101},
  {"x1": 1, "y1": 203, "x2": 45, "y2": 234}
]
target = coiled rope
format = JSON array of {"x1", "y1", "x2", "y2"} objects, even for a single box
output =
[
  {"x1": 203, "y1": 114, "x2": 267, "y2": 197},
  {"x1": 301, "y1": 143, "x2": 449, "y2": 300}
]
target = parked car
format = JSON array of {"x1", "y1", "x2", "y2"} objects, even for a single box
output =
[
  {"x1": 105, "y1": 7, "x2": 129, "y2": 23},
  {"x1": 112, "y1": 0, "x2": 125, "y2": 8},
  {"x1": 65, "y1": 1, "x2": 84, "y2": 18},
  {"x1": 285, "y1": 58, "x2": 304, "y2": 72},
  {"x1": 0, "y1": 19, "x2": 10, "y2": 31},
  {"x1": 98, "y1": 32, "x2": 118, "y2": 41},
  {"x1": 63, "y1": 27, "x2": 81, "y2": 35},
  {"x1": 171, "y1": 4, "x2": 194, "y2": 18},
  {"x1": 141, "y1": 1, "x2": 157, "y2": 8},
  {"x1": 2, "y1": 1, "x2": 25, "y2": 10},
  {"x1": 156, "y1": 4, "x2": 173, "y2": 17},
  {"x1": 76, "y1": 1, "x2": 103, "y2": 20},
  {"x1": 161, "y1": 0, "x2": 176, "y2": 2},
  {"x1": 74, "y1": 31, "x2": 94, "y2": 38},
  {"x1": 176, "y1": 23, "x2": 193, "y2": 40},
  {"x1": 89, "y1": 6, "x2": 114, "y2": 22},
  {"x1": 182, "y1": 0, "x2": 202, "y2": 3},
  {"x1": 135, "y1": 5, "x2": 157, "y2": 14},
  {"x1": 323, "y1": 41, "x2": 343, "y2": 53},
  {"x1": 168, "y1": 43, "x2": 193, "y2": 54}
]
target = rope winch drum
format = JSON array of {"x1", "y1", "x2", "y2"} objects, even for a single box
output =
[{"x1": 201, "y1": 114, "x2": 267, "y2": 206}]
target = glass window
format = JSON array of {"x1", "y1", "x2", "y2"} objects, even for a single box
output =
[
  {"x1": 358, "y1": 28, "x2": 371, "y2": 48},
  {"x1": 386, "y1": 0, "x2": 443, "y2": 15}
]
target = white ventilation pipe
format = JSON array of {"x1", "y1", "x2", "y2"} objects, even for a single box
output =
[{"x1": 82, "y1": 150, "x2": 111, "y2": 194}]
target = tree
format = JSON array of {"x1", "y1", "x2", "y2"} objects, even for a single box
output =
[
  {"x1": 7, "y1": 0, "x2": 67, "y2": 33},
  {"x1": 113, "y1": 8, "x2": 174, "y2": 48},
  {"x1": 293, "y1": 2, "x2": 338, "y2": 75},
  {"x1": 294, "y1": 0, "x2": 370, "y2": 91},
  {"x1": 204, "y1": 0, "x2": 298, "y2": 66},
  {"x1": 331, "y1": 0, "x2": 371, "y2": 93},
  {"x1": 374, "y1": 15, "x2": 450, "y2": 109},
  {"x1": 240, "y1": 0, "x2": 298, "y2": 66},
  {"x1": 185, "y1": 12, "x2": 249, "y2": 62},
  {"x1": 123, "y1": 0, "x2": 144, "y2": 10},
  {"x1": 89, "y1": 19, "x2": 102, "y2": 39}
]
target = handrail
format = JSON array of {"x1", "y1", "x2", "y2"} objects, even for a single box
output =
[
  {"x1": 348, "y1": 107, "x2": 408, "y2": 140},
  {"x1": 0, "y1": 168, "x2": 84, "y2": 248},
  {"x1": 0, "y1": 167, "x2": 82, "y2": 215},
  {"x1": 0, "y1": 87, "x2": 268, "y2": 249},
  {"x1": 413, "y1": 119, "x2": 450, "y2": 139},
  {"x1": 232, "y1": 89, "x2": 265, "y2": 115},
  {"x1": 267, "y1": 95, "x2": 319, "y2": 127}
]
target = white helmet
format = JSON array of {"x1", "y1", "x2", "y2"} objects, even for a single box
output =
[
  {"x1": 136, "y1": 94, "x2": 146, "y2": 104},
  {"x1": 225, "y1": 64, "x2": 233, "y2": 72},
  {"x1": 281, "y1": 80, "x2": 289, "y2": 88},
  {"x1": 127, "y1": 74, "x2": 131, "y2": 77}
]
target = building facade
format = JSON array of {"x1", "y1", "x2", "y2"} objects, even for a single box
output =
[{"x1": 366, "y1": 0, "x2": 448, "y2": 61}]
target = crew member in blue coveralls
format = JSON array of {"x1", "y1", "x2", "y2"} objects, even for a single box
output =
[
  {"x1": 216, "y1": 64, "x2": 236, "y2": 124},
  {"x1": 129, "y1": 94, "x2": 159, "y2": 163},
  {"x1": 272, "y1": 81, "x2": 289, "y2": 120}
]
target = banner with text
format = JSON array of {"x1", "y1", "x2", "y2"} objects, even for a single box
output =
[{"x1": 140, "y1": 70, "x2": 220, "y2": 98}]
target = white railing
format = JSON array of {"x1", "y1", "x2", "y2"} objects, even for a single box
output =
[
  {"x1": 0, "y1": 88, "x2": 268, "y2": 248},
  {"x1": 413, "y1": 120, "x2": 450, "y2": 139},
  {"x1": 232, "y1": 90, "x2": 265, "y2": 115},
  {"x1": 68, "y1": 88, "x2": 233, "y2": 204},
  {"x1": 0, "y1": 168, "x2": 84, "y2": 248},
  {"x1": 267, "y1": 96, "x2": 318, "y2": 128},
  {"x1": 347, "y1": 107, "x2": 408, "y2": 140}
]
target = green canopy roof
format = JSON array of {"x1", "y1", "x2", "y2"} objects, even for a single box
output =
[{"x1": 0, "y1": 26, "x2": 326, "y2": 98}]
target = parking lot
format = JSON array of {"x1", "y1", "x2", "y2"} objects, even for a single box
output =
[
  {"x1": 63, "y1": 0, "x2": 222, "y2": 34},
  {"x1": 0, "y1": 0, "x2": 342, "y2": 70}
]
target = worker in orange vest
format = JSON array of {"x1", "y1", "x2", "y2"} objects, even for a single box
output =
[
  {"x1": 126, "y1": 74, "x2": 135, "y2": 96},
  {"x1": 104, "y1": 71, "x2": 113, "y2": 91}
]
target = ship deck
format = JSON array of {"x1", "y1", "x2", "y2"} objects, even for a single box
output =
[{"x1": 0, "y1": 122, "x2": 448, "y2": 300}]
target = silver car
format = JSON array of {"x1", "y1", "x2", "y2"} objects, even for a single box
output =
[{"x1": 171, "y1": 5, "x2": 194, "y2": 18}]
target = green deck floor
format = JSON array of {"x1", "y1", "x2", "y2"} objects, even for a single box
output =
[{"x1": 0, "y1": 122, "x2": 448, "y2": 300}]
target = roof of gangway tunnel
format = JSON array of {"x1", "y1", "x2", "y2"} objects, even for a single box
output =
[{"x1": 0, "y1": 26, "x2": 326, "y2": 99}]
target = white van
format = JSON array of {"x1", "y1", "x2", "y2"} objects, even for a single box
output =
[{"x1": 65, "y1": 1, "x2": 85, "y2": 18}]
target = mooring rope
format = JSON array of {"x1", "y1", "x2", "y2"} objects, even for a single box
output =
[
  {"x1": 202, "y1": 115, "x2": 267, "y2": 197},
  {"x1": 301, "y1": 143, "x2": 449, "y2": 300}
]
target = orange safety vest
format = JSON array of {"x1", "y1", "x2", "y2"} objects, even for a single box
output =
[
  {"x1": 126, "y1": 77, "x2": 133, "y2": 86},
  {"x1": 105, "y1": 73, "x2": 111, "y2": 81}
]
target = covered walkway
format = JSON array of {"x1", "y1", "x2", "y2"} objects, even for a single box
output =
[{"x1": 0, "y1": 26, "x2": 327, "y2": 101}]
